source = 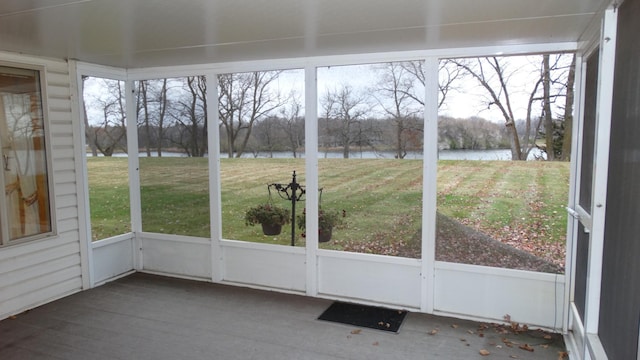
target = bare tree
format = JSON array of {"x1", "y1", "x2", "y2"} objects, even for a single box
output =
[
  {"x1": 542, "y1": 55, "x2": 554, "y2": 161},
  {"x1": 137, "y1": 80, "x2": 152, "y2": 157},
  {"x1": 374, "y1": 62, "x2": 423, "y2": 158},
  {"x1": 168, "y1": 76, "x2": 208, "y2": 157},
  {"x1": 450, "y1": 55, "x2": 575, "y2": 161},
  {"x1": 451, "y1": 57, "x2": 541, "y2": 160},
  {"x1": 84, "y1": 78, "x2": 127, "y2": 156},
  {"x1": 538, "y1": 54, "x2": 576, "y2": 161},
  {"x1": 152, "y1": 79, "x2": 170, "y2": 157},
  {"x1": 218, "y1": 71, "x2": 283, "y2": 158},
  {"x1": 321, "y1": 85, "x2": 371, "y2": 158},
  {"x1": 560, "y1": 55, "x2": 576, "y2": 161},
  {"x1": 400, "y1": 60, "x2": 462, "y2": 108},
  {"x1": 81, "y1": 76, "x2": 98, "y2": 157},
  {"x1": 278, "y1": 93, "x2": 304, "y2": 158}
]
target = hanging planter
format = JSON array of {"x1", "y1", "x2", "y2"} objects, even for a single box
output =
[
  {"x1": 261, "y1": 223, "x2": 283, "y2": 236},
  {"x1": 318, "y1": 227, "x2": 333, "y2": 243},
  {"x1": 244, "y1": 203, "x2": 290, "y2": 235},
  {"x1": 298, "y1": 208, "x2": 345, "y2": 243}
]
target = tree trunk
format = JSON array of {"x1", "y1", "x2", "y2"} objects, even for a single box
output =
[
  {"x1": 139, "y1": 81, "x2": 151, "y2": 157},
  {"x1": 543, "y1": 55, "x2": 555, "y2": 161},
  {"x1": 561, "y1": 55, "x2": 576, "y2": 161}
]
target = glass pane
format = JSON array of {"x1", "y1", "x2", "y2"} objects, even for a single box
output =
[
  {"x1": 435, "y1": 55, "x2": 573, "y2": 273},
  {"x1": 578, "y1": 50, "x2": 599, "y2": 212},
  {"x1": 82, "y1": 76, "x2": 131, "y2": 240},
  {"x1": 0, "y1": 66, "x2": 52, "y2": 241},
  {"x1": 218, "y1": 69, "x2": 305, "y2": 245},
  {"x1": 137, "y1": 76, "x2": 210, "y2": 237},
  {"x1": 316, "y1": 62, "x2": 424, "y2": 257}
]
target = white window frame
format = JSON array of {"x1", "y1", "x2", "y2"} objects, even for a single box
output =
[{"x1": 0, "y1": 61, "x2": 56, "y2": 246}]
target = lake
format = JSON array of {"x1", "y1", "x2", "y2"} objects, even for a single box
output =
[{"x1": 91, "y1": 148, "x2": 546, "y2": 161}]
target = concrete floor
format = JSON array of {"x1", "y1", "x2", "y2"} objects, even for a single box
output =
[{"x1": 0, "y1": 273, "x2": 567, "y2": 359}]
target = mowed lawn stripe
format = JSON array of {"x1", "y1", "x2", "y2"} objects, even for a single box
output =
[{"x1": 86, "y1": 158, "x2": 569, "y2": 260}]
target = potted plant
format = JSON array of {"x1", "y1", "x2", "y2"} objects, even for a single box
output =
[
  {"x1": 245, "y1": 203, "x2": 291, "y2": 235},
  {"x1": 297, "y1": 208, "x2": 346, "y2": 242}
]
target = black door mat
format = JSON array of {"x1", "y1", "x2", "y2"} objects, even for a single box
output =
[{"x1": 317, "y1": 301, "x2": 408, "y2": 333}]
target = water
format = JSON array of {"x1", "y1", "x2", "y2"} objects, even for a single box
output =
[
  {"x1": 241, "y1": 148, "x2": 546, "y2": 161},
  {"x1": 89, "y1": 148, "x2": 546, "y2": 161}
]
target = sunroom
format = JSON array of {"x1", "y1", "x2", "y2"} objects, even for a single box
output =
[{"x1": 0, "y1": 1, "x2": 638, "y2": 359}]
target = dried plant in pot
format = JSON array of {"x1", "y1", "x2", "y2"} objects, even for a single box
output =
[{"x1": 245, "y1": 203, "x2": 291, "y2": 235}]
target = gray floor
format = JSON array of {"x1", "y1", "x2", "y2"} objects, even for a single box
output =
[{"x1": 0, "y1": 273, "x2": 567, "y2": 359}]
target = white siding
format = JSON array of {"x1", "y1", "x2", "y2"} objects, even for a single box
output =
[{"x1": 0, "y1": 52, "x2": 83, "y2": 320}]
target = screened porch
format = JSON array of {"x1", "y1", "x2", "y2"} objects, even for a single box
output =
[{"x1": 1, "y1": 1, "x2": 637, "y2": 359}]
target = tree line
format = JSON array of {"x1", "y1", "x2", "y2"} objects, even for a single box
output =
[{"x1": 83, "y1": 53, "x2": 575, "y2": 161}]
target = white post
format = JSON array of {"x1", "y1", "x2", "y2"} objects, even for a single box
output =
[
  {"x1": 206, "y1": 72, "x2": 224, "y2": 283},
  {"x1": 69, "y1": 60, "x2": 94, "y2": 289},
  {"x1": 125, "y1": 79, "x2": 143, "y2": 270},
  {"x1": 305, "y1": 64, "x2": 319, "y2": 296},
  {"x1": 421, "y1": 57, "x2": 439, "y2": 313}
]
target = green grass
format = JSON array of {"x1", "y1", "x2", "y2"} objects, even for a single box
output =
[
  {"x1": 87, "y1": 157, "x2": 569, "y2": 258},
  {"x1": 87, "y1": 157, "x2": 130, "y2": 240}
]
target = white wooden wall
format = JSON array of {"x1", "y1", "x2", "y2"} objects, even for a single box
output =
[{"x1": 0, "y1": 52, "x2": 84, "y2": 320}]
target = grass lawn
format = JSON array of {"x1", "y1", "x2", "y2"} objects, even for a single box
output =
[{"x1": 87, "y1": 157, "x2": 569, "y2": 264}]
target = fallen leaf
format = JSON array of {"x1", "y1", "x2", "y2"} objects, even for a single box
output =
[
  {"x1": 372, "y1": 341, "x2": 379, "y2": 346},
  {"x1": 451, "y1": 324, "x2": 459, "y2": 329},
  {"x1": 479, "y1": 349, "x2": 490, "y2": 356},
  {"x1": 558, "y1": 351, "x2": 569, "y2": 359},
  {"x1": 429, "y1": 329, "x2": 439, "y2": 335},
  {"x1": 544, "y1": 334, "x2": 553, "y2": 340},
  {"x1": 519, "y1": 344, "x2": 534, "y2": 352},
  {"x1": 502, "y1": 338, "x2": 514, "y2": 348},
  {"x1": 351, "y1": 329, "x2": 362, "y2": 335}
]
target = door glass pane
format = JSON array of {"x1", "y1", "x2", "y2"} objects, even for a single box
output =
[
  {"x1": 578, "y1": 50, "x2": 599, "y2": 212},
  {"x1": 574, "y1": 223, "x2": 589, "y2": 321},
  {"x1": 82, "y1": 76, "x2": 130, "y2": 240}
]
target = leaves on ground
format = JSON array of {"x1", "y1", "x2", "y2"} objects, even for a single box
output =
[{"x1": 519, "y1": 344, "x2": 535, "y2": 352}]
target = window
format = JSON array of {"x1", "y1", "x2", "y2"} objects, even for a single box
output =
[
  {"x1": 316, "y1": 62, "x2": 424, "y2": 257},
  {"x1": 0, "y1": 65, "x2": 53, "y2": 245},
  {"x1": 136, "y1": 76, "x2": 210, "y2": 237}
]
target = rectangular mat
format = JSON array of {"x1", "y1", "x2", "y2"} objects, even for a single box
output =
[{"x1": 318, "y1": 301, "x2": 408, "y2": 333}]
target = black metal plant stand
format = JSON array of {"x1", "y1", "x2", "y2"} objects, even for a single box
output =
[{"x1": 268, "y1": 171, "x2": 305, "y2": 246}]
